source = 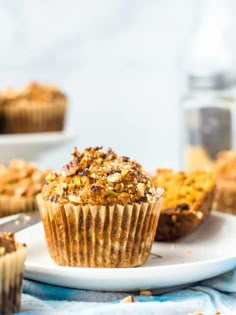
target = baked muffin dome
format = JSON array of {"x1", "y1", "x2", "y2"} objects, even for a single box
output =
[
  {"x1": 0, "y1": 82, "x2": 66, "y2": 107},
  {"x1": 42, "y1": 146, "x2": 158, "y2": 205}
]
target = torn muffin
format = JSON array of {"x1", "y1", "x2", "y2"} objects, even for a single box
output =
[{"x1": 152, "y1": 169, "x2": 215, "y2": 241}]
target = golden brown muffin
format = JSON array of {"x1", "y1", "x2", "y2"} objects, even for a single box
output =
[
  {"x1": 152, "y1": 169, "x2": 216, "y2": 241},
  {"x1": 37, "y1": 146, "x2": 163, "y2": 268},
  {"x1": 0, "y1": 82, "x2": 67, "y2": 133},
  {"x1": 0, "y1": 159, "x2": 49, "y2": 217},
  {"x1": 214, "y1": 150, "x2": 236, "y2": 214},
  {"x1": 0, "y1": 232, "x2": 27, "y2": 315}
]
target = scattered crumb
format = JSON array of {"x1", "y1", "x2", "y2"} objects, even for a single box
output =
[
  {"x1": 140, "y1": 290, "x2": 152, "y2": 296},
  {"x1": 196, "y1": 211, "x2": 203, "y2": 219},
  {"x1": 121, "y1": 296, "x2": 134, "y2": 303},
  {"x1": 150, "y1": 253, "x2": 162, "y2": 259}
]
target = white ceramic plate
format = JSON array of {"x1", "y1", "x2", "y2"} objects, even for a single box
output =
[
  {"x1": 16, "y1": 211, "x2": 236, "y2": 292},
  {"x1": 0, "y1": 129, "x2": 76, "y2": 163}
]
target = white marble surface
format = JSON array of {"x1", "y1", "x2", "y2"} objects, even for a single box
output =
[{"x1": 0, "y1": 0, "x2": 206, "y2": 171}]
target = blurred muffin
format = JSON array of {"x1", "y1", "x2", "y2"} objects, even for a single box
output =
[
  {"x1": 0, "y1": 159, "x2": 49, "y2": 217},
  {"x1": 0, "y1": 82, "x2": 67, "y2": 133},
  {"x1": 214, "y1": 150, "x2": 236, "y2": 214},
  {"x1": 152, "y1": 169, "x2": 216, "y2": 241},
  {"x1": 0, "y1": 232, "x2": 26, "y2": 315},
  {"x1": 37, "y1": 146, "x2": 163, "y2": 268}
]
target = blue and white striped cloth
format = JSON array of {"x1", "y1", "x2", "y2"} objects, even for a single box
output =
[{"x1": 18, "y1": 268, "x2": 236, "y2": 315}]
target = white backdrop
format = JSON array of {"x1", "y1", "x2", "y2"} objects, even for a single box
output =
[{"x1": 0, "y1": 0, "x2": 206, "y2": 171}]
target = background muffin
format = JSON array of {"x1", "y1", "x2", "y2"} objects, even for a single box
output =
[
  {"x1": 0, "y1": 232, "x2": 27, "y2": 315},
  {"x1": 0, "y1": 82, "x2": 67, "y2": 133},
  {"x1": 214, "y1": 150, "x2": 236, "y2": 214},
  {"x1": 37, "y1": 146, "x2": 163, "y2": 268},
  {"x1": 152, "y1": 169, "x2": 216, "y2": 241},
  {"x1": 0, "y1": 159, "x2": 49, "y2": 217}
]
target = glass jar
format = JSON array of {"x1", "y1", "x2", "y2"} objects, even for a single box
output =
[{"x1": 181, "y1": 72, "x2": 236, "y2": 171}]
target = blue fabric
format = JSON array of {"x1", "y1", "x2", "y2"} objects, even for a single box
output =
[{"x1": 16, "y1": 268, "x2": 236, "y2": 315}]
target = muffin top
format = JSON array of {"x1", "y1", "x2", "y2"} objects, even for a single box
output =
[
  {"x1": 42, "y1": 146, "x2": 161, "y2": 205},
  {"x1": 152, "y1": 169, "x2": 215, "y2": 212},
  {"x1": 214, "y1": 150, "x2": 236, "y2": 181},
  {"x1": 0, "y1": 159, "x2": 50, "y2": 197},
  {"x1": 0, "y1": 232, "x2": 16, "y2": 256},
  {"x1": 0, "y1": 82, "x2": 67, "y2": 107}
]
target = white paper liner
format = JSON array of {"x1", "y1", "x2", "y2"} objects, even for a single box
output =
[
  {"x1": 0, "y1": 244, "x2": 26, "y2": 314},
  {"x1": 2, "y1": 101, "x2": 66, "y2": 133},
  {"x1": 0, "y1": 196, "x2": 36, "y2": 218},
  {"x1": 37, "y1": 194, "x2": 162, "y2": 268}
]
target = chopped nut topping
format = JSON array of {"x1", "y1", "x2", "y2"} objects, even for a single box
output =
[
  {"x1": 0, "y1": 232, "x2": 17, "y2": 256},
  {"x1": 107, "y1": 172, "x2": 122, "y2": 183},
  {"x1": 137, "y1": 183, "x2": 145, "y2": 197},
  {"x1": 42, "y1": 147, "x2": 162, "y2": 205},
  {"x1": 0, "y1": 159, "x2": 50, "y2": 197}
]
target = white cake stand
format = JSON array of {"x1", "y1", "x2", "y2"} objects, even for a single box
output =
[{"x1": 0, "y1": 129, "x2": 77, "y2": 163}]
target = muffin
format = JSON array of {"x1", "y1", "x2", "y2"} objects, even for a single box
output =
[
  {"x1": 0, "y1": 232, "x2": 27, "y2": 315},
  {"x1": 152, "y1": 169, "x2": 216, "y2": 241},
  {"x1": 214, "y1": 150, "x2": 236, "y2": 214},
  {"x1": 0, "y1": 82, "x2": 67, "y2": 133},
  {"x1": 37, "y1": 146, "x2": 163, "y2": 268},
  {"x1": 0, "y1": 159, "x2": 49, "y2": 217}
]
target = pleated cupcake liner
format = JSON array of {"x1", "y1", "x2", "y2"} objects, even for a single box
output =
[
  {"x1": 0, "y1": 195, "x2": 37, "y2": 218},
  {"x1": 1, "y1": 102, "x2": 66, "y2": 133},
  {"x1": 37, "y1": 194, "x2": 162, "y2": 268},
  {"x1": 0, "y1": 244, "x2": 27, "y2": 315}
]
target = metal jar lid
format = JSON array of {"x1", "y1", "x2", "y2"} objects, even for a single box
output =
[{"x1": 188, "y1": 71, "x2": 233, "y2": 90}]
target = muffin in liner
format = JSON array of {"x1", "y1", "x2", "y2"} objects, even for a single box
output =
[
  {"x1": 38, "y1": 146, "x2": 163, "y2": 267},
  {"x1": 213, "y1": 150, "x2": 236, "y2": 214},
  {"x1": 2, "y1": 101, "x2": 66, "y2": 133},
  {"x1": 37, "y1": 193, "x2": 162, "y2": 268},
  {"x1": 214, "y1": 180, "x2": 236, "y2": 214},
  {"x1": 0, "y1": 235, "x2": 27, "y2": 315},
  {"x1": 0, "y1": 159, "x2": 49, "y2": 218},
  {"x1": 152, "y1": 169, "x2": 216, "y2": 241},
  {"x1": 0, "y1": 82, "x2": 67, "y2": 134}
]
